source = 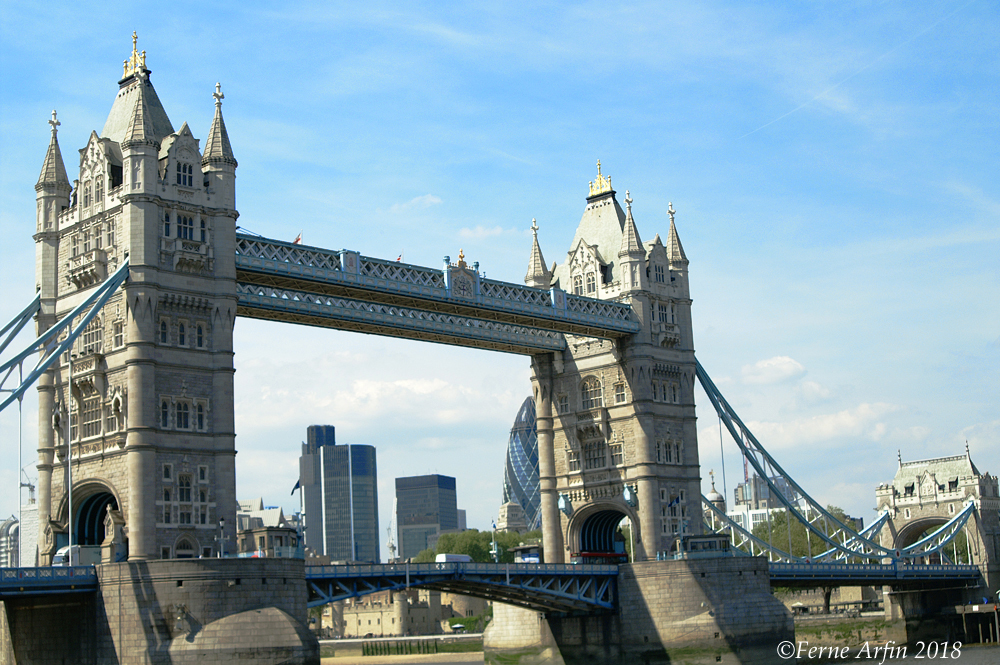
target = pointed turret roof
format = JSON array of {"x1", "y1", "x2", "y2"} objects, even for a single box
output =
[
  {"x1": 203, "y1": 83, "x2": 237, "y2": 167},
  {"x1": 618, "y1": 190, "x2": 644, "y2": 257},
  {"x1": 121, "y1": 71, "x2": 159, "y2": 149},
  {"x1": 525, "y1": 219, "x2": 551, "y2": 287},
  {"x1": 37, "y1": 111, "x2": 70, "y2": 187},
  {"x1": 101, "y1": 34, "x2": 173, "y2": 144},
  {"x1": 666, "y1": 202, "x2": 688, "y2": 264}
]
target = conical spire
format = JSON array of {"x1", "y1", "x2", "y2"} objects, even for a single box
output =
[
  {"x1": 37, "y1": 111, "x2": 70, "y2": 187},
  {"x1": 666, "y1": 202, "x2": 688, "y2": 264},
  {"x1": 122, "y1": 71, "x2": 158, "y2": 148},
  {"x1": 618, "y1": 190, "x2": 644, "y2": 257},
  {"x1": 525, "y1": 219, "x2": 552, "y2": 288},
  {"x1": 203, "y1": 83, "x2": 237, "y2": 167}
]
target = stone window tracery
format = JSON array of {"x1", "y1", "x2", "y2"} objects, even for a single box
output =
[
  {"x1": 654, "y1": 264, "x2": 665, "y2": 283},
  {"x1": 159, "y1": 319, "x2": 169, "y2": 344},
  {"x1": 572, "y1": 275, "x2": 583, "y2": 296},
  {"x1": 176, "y1": 162, "x2": 194, "y2": 187},
  {"x1": 177, "y1": 215, "x2": 194, "y2": 240},
  {"x1": 176, "y1": 402, "x2": 190, "y2": 430},
  {"x1": 585, "y1": 272, "x2": 596, "y2": 294},
  {"x1": 614, "y1": 383, "x2": 625, "y2": 404},
  {"x1": 580, "y1": 376, "x2": 603, "y2": 410},
  {"x1": 160, "y1": 400, "x2": 170, "y2": 428},
  {"x1": 80, "y1": 392, "x2": 101, "y2": 439},
  {"x1": 583, "y1": 441, "x2": 607, "y2": 470}
]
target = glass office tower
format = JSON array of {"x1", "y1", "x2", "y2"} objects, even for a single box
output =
[
  {"x1": 299, "y1": 425, "x2": 380, "y2": 562},
  {"x1": 395, "y1": 474, "x2": 457, "y2": 560},
  {"x1": 502, "y1": 396, "x2": 541, "y2": 530}
]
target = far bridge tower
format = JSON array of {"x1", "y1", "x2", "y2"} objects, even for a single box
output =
[{"x1": 528, "y1": 164, "x2": 701, "y2": 563}]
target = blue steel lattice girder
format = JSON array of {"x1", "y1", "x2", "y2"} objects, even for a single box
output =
[
  {"x1": 305, "y1": 563, "x2": 617, "y2": 613},
  {"x1": 235, "y1": 234, "x2": 639, "y2": 340},
  {"x1": 236, "y1": 284, "x2": 567, "y2": 355}
]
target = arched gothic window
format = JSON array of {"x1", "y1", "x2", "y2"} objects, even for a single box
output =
[
  {"x1": 585, "y1": 272, "x2": 596, "y2": 294},
  {"x1": 160, "y1": 400, "x2": 170, "y2": 428},
  {"x1": 178, "y1": 323, "x2": 186, "y2": 347},
  {"x1": 176, "y1": 402, "x2": 190, "y2": 430},
  {"x1": 581, "y1": 376, "x2": 603, "y2": 410},
  {"x1": 160, "y1": 320, "x2": 168, "y2": 344},
  {"x1": 572, "y1": 275, "x2": 583, "y2": 296}
]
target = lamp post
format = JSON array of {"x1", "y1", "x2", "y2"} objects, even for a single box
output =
[{"x1": 216, "y1": 517, "x2": 227, "y2": 558}]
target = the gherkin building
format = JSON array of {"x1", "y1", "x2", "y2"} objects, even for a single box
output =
[{"x1": 502, "y1": 396, "x2": 541, "y2": 530}]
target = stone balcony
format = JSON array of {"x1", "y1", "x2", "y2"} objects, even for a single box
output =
[
  {"x1": 66, "y1": 248, "x2": 107, "y2": 288},
  {"x1": 161, "y1": 236, "x2": 214, "y2": 274}
]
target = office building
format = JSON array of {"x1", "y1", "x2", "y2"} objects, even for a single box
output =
[
  {"x1": 299, "y1": 425, "x2": 380, "y2": 563},
  {"x1": 395, "y1": 475, "x2": 458, "y2": 560},
  {"x1": 501, "y1": 396, "x2": 541, "y2": 530}
]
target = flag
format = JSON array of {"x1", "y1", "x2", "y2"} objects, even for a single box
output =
[
  {"x1": 396, "y1": 252, "x2": 403, "y2": 262},
  {"x1": 290, "y1": 479, "x2": 300, "y2": 495},
  {"x1": 668, "y1": 496, "x2": 680, "y2": 507},
  {"x1": 292, "y1": 232, "x2": 302, "y2": 244}
]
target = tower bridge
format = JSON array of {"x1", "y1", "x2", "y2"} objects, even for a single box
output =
[{"x1": 1, "y1": 36, "x2": 997, "y2": 664}]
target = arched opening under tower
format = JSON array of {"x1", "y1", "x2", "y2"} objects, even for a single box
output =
[
  {"x1": 75, "y1": 491, "x2": 117, "y2": 546},
  {"x1": 895, "y1": 518, "x2": 971, "y2": 565},
  {"x1": 573, "y1": 509, "x2": 631, "y2": 564}
]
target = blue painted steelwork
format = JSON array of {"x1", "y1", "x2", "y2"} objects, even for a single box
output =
[
  {"x1": 769, "y1": 562, "x2": 982, "y2": 588},
  {"x1": 236, "y1": 283, "x2": 567, "y2": 354},
  {"x1": 304, "y1": 562, "x2": 617, "y2": 613},
  {"x1": 234, "y1": 234, "x2": 640, "y2": 344},
  {"x1": 0, "y1": 566, "x2": 98, "y2": 598},
  {"x1": 696, "y1": 360, "x2": 981, "y2": 563},
  {"x1": 0, "y1": 260, "x2": 130, "y2": 412}
]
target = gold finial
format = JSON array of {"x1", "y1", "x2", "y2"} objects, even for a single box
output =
[
  {"x1": 588, "y1": 159, "x2": 613, "y2": 197},
  {"x1": 123, "y1": 31, "x2": 147, "y2": 79},
  {"x1": 457, "y1": 249, "x2": 468, "y2": 268},
  {"x1": 667, "y1": 202, "x2": 676, "y2": 224}
]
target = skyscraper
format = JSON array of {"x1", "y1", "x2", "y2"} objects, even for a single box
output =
[
  {"x1": 395, "y1": 474, "x2": 458, "y2": 560},
  {"x1": 299, "y1": 425, "x2": 380, "y2": 563},
  {"x1": 502, "y1": 396, "x2": 541, "y2": 530}
]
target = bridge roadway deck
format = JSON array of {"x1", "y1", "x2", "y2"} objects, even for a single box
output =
[
  {"x1": 304, "y1": 562, "x2": 619, "y2": 613},
  {"x1": 0, "y1": 561, "x2": 982, "y2": 604},
  {"x1": 768, "y1": 562, "x2": 983, "y2": 588},
  {"x1": 235, "y1": 234, "x2": 640, "y2": 354},
  {"x1": 0, "y1": 566, "x2": 97, "y2": 598}
]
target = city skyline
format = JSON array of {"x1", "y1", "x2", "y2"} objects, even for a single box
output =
[{"x1": 1, "y1": 2, "x2": 997, "y2": 562}]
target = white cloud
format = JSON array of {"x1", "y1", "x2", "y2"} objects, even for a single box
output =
[
  {"x1": 459, "y1": 225, "x2": 507, "y2": 239},
  {"x1": 741, "y1": 356, "x2": 806, "y2": 385},
  {"x1": 796, "y1": 380, "x2": 831, "y2": 403},
  {"x1": 746, "y1": 402, "x2": 901, "y2": 449},
  {"x1": 388, "y1": 194, "x2": 442, "y2": 213}
]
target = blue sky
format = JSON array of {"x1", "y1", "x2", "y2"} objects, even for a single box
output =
[{"x1": 1, "y1": 1, "x2": 997, "y2": 558}]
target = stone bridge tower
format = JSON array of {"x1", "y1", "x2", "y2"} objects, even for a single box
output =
[
  {"x1": 876, "y1": 448, "x2": 1000, "y2": 594},
  {"x1": 528, "y1": 164, "x2": 701, "y2": 563},
  {"x1": 32, "y1": 36, "x2": 239, "y2": 563}
]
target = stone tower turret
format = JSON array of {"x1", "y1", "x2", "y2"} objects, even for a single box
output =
[{"x1": 34, "y1": 34, "x2": 240, "y2": 563}]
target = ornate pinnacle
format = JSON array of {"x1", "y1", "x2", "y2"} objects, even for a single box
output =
[
  {"x1": 625, "y1": 190, "x2": 632, "y2": 212},
  {"x1": 668, "y1": 202, "x2": 676, "y2": 224},
  {"x1": 530, "y1": 218, "x2": 538, "y2": 237},
  {"x1": 123, "y1": 31, "x2": 147, "y2": 78},
  {"x1": 214, "y1": 82, "x2": 225, "y2": 109},
  {"x1": 48, "y1": 110, "x2": 60, "y2": 135},
  {"x1": 588, "y1": 159, "x2": 613, "y2": 197}
]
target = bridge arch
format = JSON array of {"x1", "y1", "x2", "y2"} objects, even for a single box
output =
[
  {"x1": 54, "y1": 479, "x2": 121, "y2": 547},
  {"x1": 567, "y1": 502, "x2": 637, "y2": 563}
]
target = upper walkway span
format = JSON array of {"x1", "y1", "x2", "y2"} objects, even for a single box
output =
[{"x1": 235, "y1": 233, "x2": 640, "y2": 354}]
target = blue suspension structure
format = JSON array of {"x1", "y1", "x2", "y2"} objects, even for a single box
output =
[
  {"x1": 0, "y1": 260, "x2": 130, "y2": 413},
  {"x1": 696, "y1": 359, "x2": 975, "y2": 564}
]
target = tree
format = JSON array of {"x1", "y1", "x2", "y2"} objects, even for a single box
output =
[{"x1": 750, "y1": 505, "x2": 854, "y2": 614}]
